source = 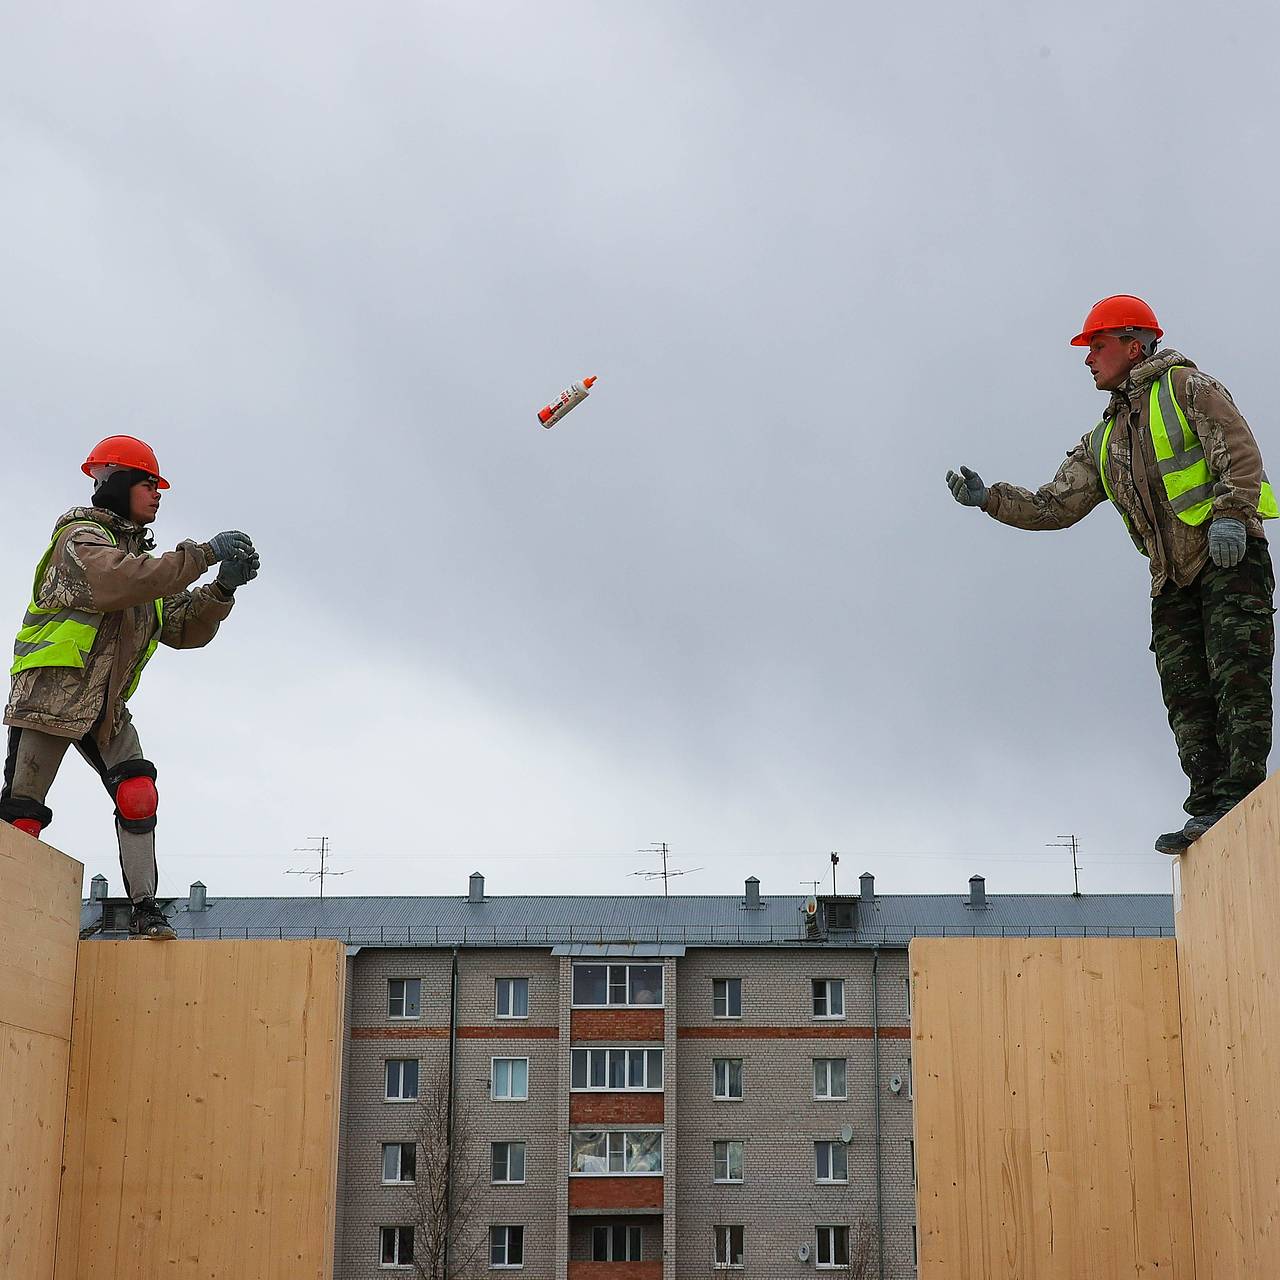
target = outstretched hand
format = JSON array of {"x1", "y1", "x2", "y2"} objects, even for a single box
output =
[
  {"x1": 217, "y1": 550, "x2": 261, "y2": 592},
  {"x1": 207, "y1": 530, "x2": 255, "y2": 562},
  {"x1": 946, "y1": 466, "x2": 988, "y2": 509}
]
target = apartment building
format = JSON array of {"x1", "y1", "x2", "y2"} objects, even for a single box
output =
[{"x1": 81, "y1": 871, "x2": 1173, "y2": 1279}]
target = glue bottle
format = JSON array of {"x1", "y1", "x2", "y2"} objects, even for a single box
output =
[{"x1": 538, "y1": 376, "x2": 597, "y2": 429}]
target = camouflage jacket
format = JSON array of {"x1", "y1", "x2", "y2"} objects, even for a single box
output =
[
  {"x1": 5, "y1": 507, "x2": 233, "y2": 744},
  {"x1": 984, "y1": 349, "x2": 1269, "y2": 595}
]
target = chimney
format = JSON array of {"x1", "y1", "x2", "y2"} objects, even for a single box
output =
[
  {"x1": 89, "y1": 874, "x2": 109, "y2": 902},
  {"x1": 188, "y1": 881, "x2": 207, "y2": 912},
  {"x1": 967, "y1": 874, "x2": 987, "y2": 909},
  {"x1": 744, "y1": 876, "x2": 761, "y2": 910},
  {"x1": 859, "y1": 872, "x2": 875, "y2": 902},
  {"x1": 468, "y1": 872, "x2": 485, "y2": 904}
]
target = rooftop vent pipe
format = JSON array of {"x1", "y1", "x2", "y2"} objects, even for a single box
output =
[
  {"x1": 860, "y1": 872, "x2": 875, "y2": 902},
  {"x1": 188, "y1": 881, "x2": 207, "y2": 912},
  {"x1": 968, "y1": 874, "x2": 987, "y2": 909},
  {"x1": 468, "y1": 872, "x2": 485, "y2": 904},
  {"x1": 744, "y1": 876, "x2": 762, "y2": 909},
  {"x1": 89, "y1": 874, "x2": 109, "y2": 902}
]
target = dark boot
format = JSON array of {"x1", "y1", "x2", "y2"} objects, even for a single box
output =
[{"x1": 130, "y1": 897, "x2": 176, "y2": 940}]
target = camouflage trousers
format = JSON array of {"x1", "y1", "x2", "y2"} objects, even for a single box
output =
[{"x1": 1151, "y1": 537, "x2": 1275, "y2": 816}]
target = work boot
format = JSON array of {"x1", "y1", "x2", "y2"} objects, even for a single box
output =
[
  {"x1": 1183, "y1": 806, "x2": 1233, "y2": 841},
  {"x1": 130, "y1": 897, "x2": 176, "y2": 940}
]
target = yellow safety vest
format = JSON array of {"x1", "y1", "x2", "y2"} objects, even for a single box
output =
[
  {"x1": 11, "y1": 521, "x2": 164, "y2": 699},
  {"x1": 1091, "y1": 369, "x2": 1278, "y2": 554}
]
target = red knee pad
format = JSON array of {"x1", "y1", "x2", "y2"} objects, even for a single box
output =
[
  {"x1": 13, "y1": 818, "x2": 43, "y2": 838},
  {"x1": 116, "y1": 776, "x2": 158, "y2": 822}
]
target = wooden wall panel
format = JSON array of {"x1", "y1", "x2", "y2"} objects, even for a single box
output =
[
  {"x1": 55, "y1": 939, "x2": 345, "y2": 1280},
  {"x1": 911, "y1": 938, "x2": 1194, "y2": 1280},
  {"x1": 1176, "y1": 773, "x2": 1280, "y2": 1278},
  {"x1": 0, "y1": 826, "x2": 82, "y2": 1280}
]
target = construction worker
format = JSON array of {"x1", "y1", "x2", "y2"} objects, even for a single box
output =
[
  {"x1": 1, "y1": 436, "x2": 260, "y2": 936},
  {"x1": 946, "y1": 295, "x2": 1275, "y2": 854}
]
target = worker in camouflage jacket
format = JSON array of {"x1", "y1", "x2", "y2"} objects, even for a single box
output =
[
  {"x1": 2, "y1": 436, "x2": 260, "y2": 937},
  {"x1": 946, "y1": 295, "x2": 1275, "y2": 854}
]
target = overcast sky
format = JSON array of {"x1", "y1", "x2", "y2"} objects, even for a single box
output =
[{"x1": 3, "y1": 1, "x2": 1277, "y2": 905}]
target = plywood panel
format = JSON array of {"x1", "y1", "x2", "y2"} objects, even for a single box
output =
[
  {"x1": 0, "y1": 826, "x2": 82, "y2": 1280},
  {"x1": 911, "y1": 938, "x2": 1194, "y2": 1280},
  {"x1": 55, "y1": 940, "x2": 345, "y2": 1280},
  {"x1": 1176, "y1": 773, "x2": 1280, "y2": 1277}
]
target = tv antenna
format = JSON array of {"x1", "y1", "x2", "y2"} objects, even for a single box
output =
[
  {"x1": 287, "y1": 835, "x2": 351, "y2": 902},
  {"x1": 830, "y1": 851, "x2": 840, "y2": 896},
  {"x1": 631, "y1": 842, "x2": 701, "y2": 897},
  {"x1": 1047, "y1": 834, "x2": 1082, "y2": 897}
]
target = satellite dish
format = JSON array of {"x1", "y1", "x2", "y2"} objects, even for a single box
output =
[
  {"x1": 840, "y1": 1124, "x2": 854, "y2": 1144},
  {"x1": 796, "y1": 1242, "x2": 811, "y2": 1262},
  {"x1": 804, "y1": 896, "x2": 818, "y2": 917},
  {"x1": 889, "y1": 1074, "x2": 904, "y2": 1095}
]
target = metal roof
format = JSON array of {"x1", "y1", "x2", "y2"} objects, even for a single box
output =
[{"x1": 82, "y1": 888, "x2": 1175, "y2": 947}]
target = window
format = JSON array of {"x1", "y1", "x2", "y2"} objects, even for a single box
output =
[
  {"x1": 816, "y1": 1225, "x2": 850, "y2": 1268},
  {"x1": 815, "y1": 1141, "x2": 849, "y2": 1183},
  {"x1": 909, "y1": 1138, "x2": 916, "y2": 1185},
  {"x1": 571, "y1": 963, "x2": 663, "y2": 1007},
  {"x1": 713, "y1": 1140, "x2": 744, "y2": 1183},
  {"x1": 570, "y1": 1047, "x2": 663, "y2": 1091},
  {"x1": 713, "y1": 978, "x2": 742, "y2": 1018},
  {"x1": 492, "y1": 1058, "x2": 529, "y2": 1101},
  {"x1": 813, "y1": 1057, "x2": 848, "y2": 1100},
  {"x1": 380, "y1": 1226, "x2": 414, "y2": 1267},
  {"x1": 904, "y1": 974, "x2": 912, "y2": 1017},
  {"x1": 714, "y1": 1225, "x2": 744, "y2": 1268},
  {"x1": 713, "y1": 1058, "x2": 744, "y2": 1100},
  {"x1": 492, "y1": 1141, "x2": 526, "y2": 1184},
  {"x1": 570, "y1": 1130, "x2": 663, "y2": 1174},
  {"x1": 387, "y1": 978, "x2": 421, "y2": 1019},
  {"x1": 592, "y1": 1225, "x2": 642, "y2": 1261},
  {"x1": 812, "y1": 978, "x2": 845, "y2": 1019},
  {"x1": 384, "y1": 1059, "x2": 419, "y2": 1102},
  {"x1": 906, "y1": 1056, "x2": 913, "y2": 1099},
  {"x1": 382, "y1": 1142, "x2": 416, "y2": 1184},
  {"x1": 826, "y1": 900, "x2": 856, "y2": 929},
  {"x1": 496, "y1": 977, "x2": 529, "y2": 1019},
  {"x1": 490, "y1": 1225, "x2": 524, "y2": 1269}
]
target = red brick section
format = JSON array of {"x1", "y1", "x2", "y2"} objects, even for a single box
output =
[
  {"x1": 572, "y1": 1009, "x2": 665, "y2": 1041},
  {"x1": 570, "y1": 1093, "x2": 664, "y2": 1125},
  {"x1": 568, "y1": 1263, "x2": 662, "y2": 1279},
  {"x1": 677, "y1": 1024, "x2": 911, "y2": 1039},
  {"x1": 352, "y1": 1026, "x2": 448, "y2": 1040},
  {"x1": 351, "y1": 1025, "x2": 558, "y2": 1041},
  {"x1": 569, "y1": 1177, "x2": 663, "y2": 1210}
]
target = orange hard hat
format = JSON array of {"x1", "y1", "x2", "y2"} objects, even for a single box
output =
[
  {"x1": 81, "y1": 435, "x2": 170, "y2": 488},
  {"x1": 1070, "y1": 295, "x2": 1163, "y2": 347}
]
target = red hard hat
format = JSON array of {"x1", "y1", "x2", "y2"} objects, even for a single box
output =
[
  {"x1": 81, "y1": 435, "x2": 170, "y2": 489},
  {"x1": 1070, "y1": 295, "x2": 1163, "y2": 347}
]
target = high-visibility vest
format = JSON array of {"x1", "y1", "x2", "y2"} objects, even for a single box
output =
[
  {"x1": 10, "y1": 520, "x2": 164, "y2": 699},
  {"x1": 1091, "y1": 368, "x2": 1278, "y2": 552}
]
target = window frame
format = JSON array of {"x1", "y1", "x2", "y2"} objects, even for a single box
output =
[
  {"x1": 814, "y1": 1140, "x2": 849, "y2": 1184},
  {"x1": 713, "y1": 1139, "x2": 744, "y2": 1184},
  {"x1": 387, "y1": 977, "x2": 421, "y2": 1020},
  {"x1": 381, "y1": 1141, "x2": 417, "y2": 1185},
  {"x1": 491, "y1": 1140, "x2": 527, "y2": 1185},
  {"x1": 489, "y1": 1224, "x2": 525, "y2": 1269},
  {"x1": 812, "y1": 977, "x2": 846, "y2": 1020},
  {"x1": 591, "y1": 1224, "x2": 643, "y2": 1262},
  {"x1": 712, "y1": 1057, "x2": 744, "y2": 1101},
  {"x1": 712, "y1": 977, "x2": 742, "y2": 1019},
  {"x1": 491, "y1": 1056, "x2": 530, "y2": 1102},
  {"x1": 384, "y1": 1058, "x2": 419, "y2": 1103},
  {"x1": 813, "y1": 1056, "x2": 848, "y2": 1101},
  {"x1": 569, "y1": 1129, "x2": 665, "y2": 1176},
  {"x1": 495, "y1": 976, "x2": 530, "y2": 1020},
  {"x1": 713, "y1": 1224, "x2": 745, "y2": 1268},
  {"x1": 570, "y1": 962, "x2": 665, "y2": 1008},
  {"x1": 815, "y1": 1224, "x2": 850, "y2": 1269},
  {"x1": 379, "y1": 1225, "x2": 414, "y2": 1268},
  {"x1": 569, "y1": 1046, "x2": 664, "y2": 1092}
]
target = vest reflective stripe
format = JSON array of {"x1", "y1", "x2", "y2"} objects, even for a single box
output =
[
  {"x1": 11, "y1": 521, "x2": 164, "y2": 699},
  {"x1": 1092, "y1": 371, "x2": 1278, "y2": 550}
]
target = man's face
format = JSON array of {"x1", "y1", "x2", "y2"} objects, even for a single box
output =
[
  {"x1": 128, "y1": 477, "x2": 162, "y2": 525},
  {"x1": 1085, "y1": 332, "x2": 1143, "y2": 391}
]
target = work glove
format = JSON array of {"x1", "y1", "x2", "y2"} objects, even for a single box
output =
[
  {"x1": 946, "y1": 466, "x2": 989, "y2": 509},
  {"x1": 207, "y1": 530, "x2": 255, "y2": 563},
  {"x1": 217, "y1": 550, "x2": 261, "y2": 593},
  {"x1": 1208, "y1": 517, "x2": 1247, "y2": 569}
]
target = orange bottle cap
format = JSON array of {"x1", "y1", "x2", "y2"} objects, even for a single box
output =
[{"x1": 583, "y1": 376, "x2": 597, "y2": 388}]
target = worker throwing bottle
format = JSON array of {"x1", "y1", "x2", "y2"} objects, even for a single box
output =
[
  {"x1": 946, "y1": 295, "x2": 1276, "y2": 854},
  {"x1": 1, "y1": 436, "x2": 261, "y2": 936}
]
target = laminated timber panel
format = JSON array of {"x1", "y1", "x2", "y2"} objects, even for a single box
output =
[
  {"x1": 1175, "y1": 772, "x2": 1280, "y2": 1277},
  {"x1": 910, "y1": 938, "x2": 1194, "y2": 1280},
  {"x1": 55, "y1": 939, "x2": 345, "y2": 1280},
  {"x1": 0, "y1": 826, "x2": 82, "y2": 1280}
]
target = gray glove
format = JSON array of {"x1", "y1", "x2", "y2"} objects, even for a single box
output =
[
  {"x1": 217, "y1": 551, "x2": 261, "y2": 593},
  {"x1": 1208, "y1": 517, "x2": 1247, "y2": 568},
  {"x1": 946, "y1": 466, "x2": 989, "y2": 509},
  {"x1": 207, "y1": 530, "x2": 255, "y2": 563}
]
